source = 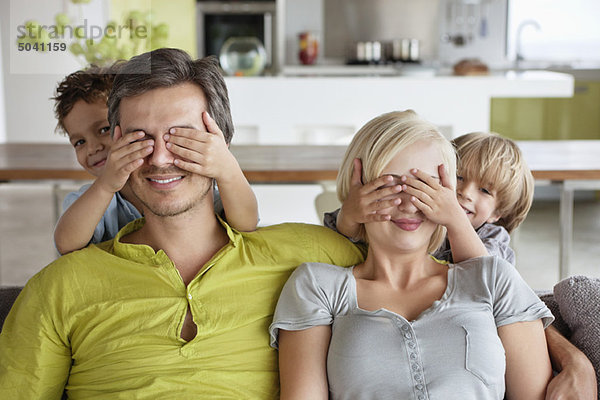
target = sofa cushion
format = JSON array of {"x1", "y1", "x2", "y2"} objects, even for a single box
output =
[
  {"x1": 0, "y1": 287, "x2": 23, "y2": 332},
  {"x1": 536, "y1": 290, "x2": 571, "y2": 338},
  {"x1": 553, "y1": 275, "x2": 600, "y2": 393}
]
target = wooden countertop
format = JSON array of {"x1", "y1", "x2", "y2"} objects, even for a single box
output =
[{"x1": 1, "y1": 141, "x2": 600, "y2": 183}]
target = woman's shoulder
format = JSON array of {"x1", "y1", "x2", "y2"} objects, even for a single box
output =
[
  {"x1": 452, "y1": 256, "x2": 516, "y2": 286},
  {"x1": 291, "y1": 262, "x2": 352, "y2": 286},
  {"x1": 454, "y1": 255, "x2": 511, "y2": 271},
  {"x1": 286, "y1": 263, "x2": 355, "y2": 304}
]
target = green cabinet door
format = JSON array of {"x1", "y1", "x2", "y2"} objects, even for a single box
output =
[{"x1": 491, "y1": 81, "x2": 600, "y2": 140}]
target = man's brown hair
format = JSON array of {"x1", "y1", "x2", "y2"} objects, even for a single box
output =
[{"x1": 107, "y1": 48, "x2": 234, "y2": 144}]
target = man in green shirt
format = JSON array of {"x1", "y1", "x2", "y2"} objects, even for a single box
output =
[{"x1": 0, "y1": 48, "x2": 364, "y2": 399}]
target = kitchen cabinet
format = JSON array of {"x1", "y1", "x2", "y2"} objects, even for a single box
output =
[
  {"x1": 491, "y1": 81, "x2": 600, "y2": 140},
  {"x1": 224, "y1": 71, "x2": 573, "y2": 145}
]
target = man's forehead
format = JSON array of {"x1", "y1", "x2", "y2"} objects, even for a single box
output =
[
  {"x1": 119, "y1": 84, "x2": 207, "y2": 127},
  {"x1": 121, "y1": 84, "x2": 206, "y2": 105}
]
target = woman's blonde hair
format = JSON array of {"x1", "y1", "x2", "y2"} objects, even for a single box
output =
[
  {"x1": 337, "y1": 110, "x2": 457, "y2": 253},
  {"x1": 452, "y1": 132, "x2": 534, "y2": 233}
]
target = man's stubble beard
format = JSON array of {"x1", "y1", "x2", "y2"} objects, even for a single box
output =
[{"x1": 129, "y1": 167, "x2": 213, "y2": 218}]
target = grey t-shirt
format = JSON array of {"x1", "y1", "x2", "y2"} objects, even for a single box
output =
[
  {"x1": 62, "y1": 183, "x2": 142, "y2": 245},
  {"x1": 270, "y1": 256, "x2": 553, "y2": 400},
  {"x1": 433, "y1": 223, "x2": 515, "y2": 265}
]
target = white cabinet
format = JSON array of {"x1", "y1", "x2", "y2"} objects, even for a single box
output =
[{"x1": 225, "y1": 71, "x2": 573, "y2": 145}]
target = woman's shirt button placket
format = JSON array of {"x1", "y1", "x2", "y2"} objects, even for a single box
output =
[{"x1": 398, "y1": 321, "x2": 429, "y2": 400}]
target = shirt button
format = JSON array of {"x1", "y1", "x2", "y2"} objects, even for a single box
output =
[
  {"x1": 410, "y1": 353, "x2": 417, "y2": 360},
  {"x1": 402, "y1": 325, "x2": 409, "y2": 331},
  {"x1": 412, "y1": 363, "x2": 419, "y2": 371},
  {"x1": 414, "y1": 374, "x2": 422, "y2": 382},
  {"x1": 404, "y1": 332, "x2": 412, "y2": 339},
  {"x1": 187, "y1": 293, "x2": 193, "y2": 300},
  {"x1": 408, "y1": 341, "x2": 416, "y2": 348}
]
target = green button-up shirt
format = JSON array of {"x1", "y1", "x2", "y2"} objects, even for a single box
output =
[{"x1": 0, "y1": 218, "x2": 364, "y2": 399}]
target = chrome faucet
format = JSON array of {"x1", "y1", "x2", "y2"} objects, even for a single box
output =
[{"x1": 515, "y1": 19, "x2": 541, "y2": 69}]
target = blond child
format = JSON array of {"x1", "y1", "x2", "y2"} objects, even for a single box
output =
[
  {"x1": 325, "y1": 131, "x2": 534, "y2": 264},
  {"x1": 52, "y1": 64, "x2": 258, "y2": 255}
]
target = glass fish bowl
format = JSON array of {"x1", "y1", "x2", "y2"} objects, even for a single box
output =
[{"x1": 219, "y1": 36, "x2": 267, "y2": 77}]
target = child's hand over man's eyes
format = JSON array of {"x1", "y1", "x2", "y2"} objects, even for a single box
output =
[
  {"x1": 97, "y1": 128, "x2": 154, "y2": 194},
  {"x1": 164, "y1": 112, "x2": 238, "y2": 184}
]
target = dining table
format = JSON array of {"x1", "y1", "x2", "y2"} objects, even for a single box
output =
[{"x1": 1, "y1": 141, "x2": 600, "y2": 279}]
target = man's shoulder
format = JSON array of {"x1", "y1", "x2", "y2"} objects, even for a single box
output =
[
  {"x1": 251, "y1": 223, "x2": 357, "y2": 246},
  {"x1": 33, "y1": 242, "x2": 115, "y2": 282},
  {"x1": 255, "y1": 222, "x2": 338, "y2": 235},
  {"x1": 246, "y1": 223, "x2": 365, "y2": 266}
]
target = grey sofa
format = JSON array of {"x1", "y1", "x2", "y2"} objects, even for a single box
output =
[
  {"x1": 0, "y1": 287, "x2": 22, "y2": 331},
  {"x1": 1, "y1": 277, "x2": 598, "y2": 395}
]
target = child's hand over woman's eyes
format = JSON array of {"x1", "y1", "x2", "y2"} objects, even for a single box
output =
[
  {"x1": 341, "y1": 158, "x2": 404, "y2": 225},
  {"x1": 401, "y1": 164, "x2": 465, "y2": 227}
]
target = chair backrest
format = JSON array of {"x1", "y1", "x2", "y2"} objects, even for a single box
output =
[
  {"x1": 314, "y1": 182, "x2": 340, "y2": 224},
  {"x1": 53, "y1": 183, "x2": 88, "y2": 223},
  {"x1": 0, "y1": 287, "x2": 23, "y2": 331}
]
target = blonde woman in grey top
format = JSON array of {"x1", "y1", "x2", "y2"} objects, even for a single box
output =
[{"x1": 270, "y1": 111, "x2": 553, "y2": 400}]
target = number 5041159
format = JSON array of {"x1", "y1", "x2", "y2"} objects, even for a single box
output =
[{"x1": 18, "y1": 42, "x2": 67, "y2": 51}]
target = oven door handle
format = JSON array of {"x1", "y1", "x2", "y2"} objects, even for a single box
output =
[{"x1": 264, "y1": 12, "x2": 273, "y2": 67}]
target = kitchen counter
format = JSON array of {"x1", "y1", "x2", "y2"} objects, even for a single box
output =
[{"x1": 224, "y1": 70, "x2": 573, "y2": 144}]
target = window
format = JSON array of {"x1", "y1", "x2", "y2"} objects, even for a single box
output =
[{"x1": 507, "y1": 0, "x2": 600, "y2": 64}]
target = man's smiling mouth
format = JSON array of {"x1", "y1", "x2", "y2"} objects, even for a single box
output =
[{"x1": 148, "y1": 177, "x2": 183, "y2": 184}]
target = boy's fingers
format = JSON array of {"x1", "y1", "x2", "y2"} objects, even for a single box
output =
[
  {"x1": 112, "y1": 145, "x2": 153, "y2": 170},
  {"x1": 113, "y1": 125, "x2": 123, "y2": 142},
  {"x1": 166, "y1": 127, "x2": 200, "y2": 138},
  {"x1": 121, "y1": 158, "x2": 145, "y2": 175},
  {"x1": 167, "y1": 143, "x2": 204, "y2": 164},
  {"x1": 165, "y1": 134, "x2": 203, "y2": 152},
  {"x1": 362, "y1": 175, "x2": 394, "y2": 195},
  {"x1": 438, "y1": 164, "x2": 453, "y2": 189},
  {"x1": 112, "y1": 130, "x2": 145, "y2": 151},
  {"x1": 351, "y1": 158, "x2": 363, "y2": 186},
  {"x1": 410, "y1": 168, "x2": 441, "y2": 188},
  {"x1": 173, "y1": 158, "x2": 209, "y2": 175},
  {"x1": 373, "y1": 197, "x2": 401, "y2": 211},
  {"x1": 402, "y1": 184, "x2": 433, "y2": 205},
  {"x1": 203, "y1": 111, "x2": 226, "y2": 140},
  {"x1": 127, "y1": 145, "x2": 154, "y2": 161},
  {"x1": 410, "y1": 195, "x2": 432, "y2": 215},
  {"x1": 112, "y1": 138, "x2": 153, "y2": 158},
  {"x1": 402, "y1": 175, "x2": 433, "y2": 195},
  {"x1": 365, "y1": 213, "x2": 392, "y2": 222},
  {"x1": 371, "y1": 184, "x2": 403, "y2": 200}
]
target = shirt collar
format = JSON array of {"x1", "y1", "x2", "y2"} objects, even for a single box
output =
[{"x1": 112, "y1": 215, "x2": 240, "y2": 264}]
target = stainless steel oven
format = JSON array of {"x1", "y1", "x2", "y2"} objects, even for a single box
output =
[{"x1": 196, "y1": 1, "x2": 277, "y2": 73}]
